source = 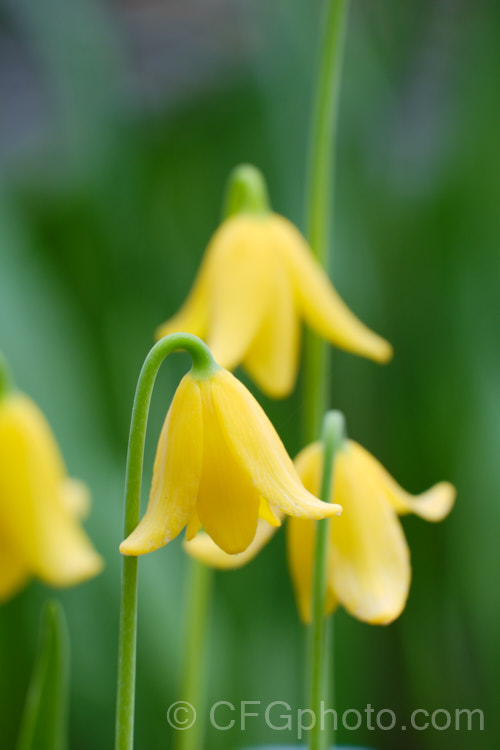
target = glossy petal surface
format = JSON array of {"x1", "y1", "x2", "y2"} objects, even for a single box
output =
[
  {"x1": 208, "y1": 369, "x2": 342, "y2": 519},
  {"x1": 120, "y1": 374, "x2": 203, "y2": 555},
  {"x1": 207, "y1": 217, "x2": 274, "y2": 370},
  {"x1": 273, "y1": 216, "x2": 393, "y2": 364},
  {"x1": 328, "y1": 446, "x2": 411, "y2": 624},
  {"x1": 243, "y1": 254, "x2": 300, "y2": 398},
  {"x1": 196, "y1": 377, "x2": 260, "y2": 554}
]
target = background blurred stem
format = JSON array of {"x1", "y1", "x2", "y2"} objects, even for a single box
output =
[
  {"x1": 175, "y1": 560, "x2": 213, "y2": 750},
  {"x1": 308, "y1": 411, "x2": 345, "y2": 750},
  {"x1": 0, "y1": 353, "x2": 12, "y2": 400},
  {"x1": 303, "y1": 0, "x2": 350, "y2": 444},
  {"x1": 304, "y1": 2, "x2": 350, "y2": 750}
]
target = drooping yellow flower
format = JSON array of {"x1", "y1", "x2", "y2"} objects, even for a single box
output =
[
  {"x1": 120, "y1": 366, "x2": 341, "y2": 557},
  {"x1": 0, "y1": 392, "x2": 103, "y2": 603},
  {"x1": 185, "y1": 438, "x2": 455, "y2": 626},
  {"x1": 156, "y1": 167, "x2": 392, "y2": 399},
  {"x1": 288, "y1": 440, "x2": 456, "y2": 624}
]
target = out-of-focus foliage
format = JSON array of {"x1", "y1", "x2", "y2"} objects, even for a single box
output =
[
  {"x1": 16, "y1": 601, "x2": 69, "y2": 750},
  {"x1": 0, "y1": 0, "x2": 498, "y2": 748}
]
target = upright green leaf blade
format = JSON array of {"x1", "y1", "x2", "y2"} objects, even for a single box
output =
[{"x1": 16, "y1": 601, "x2": 69, "y2": 750}]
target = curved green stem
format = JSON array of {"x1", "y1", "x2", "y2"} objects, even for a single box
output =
[
  {"x1": 115, "y1": 334, "x2": 218, "y2": 750},
  {"x1": 308, "y1": 410, "x2": 346, "y2": 750},
  {"x1": 303, "y1": 0, "x2": 351, "y2": 444}
]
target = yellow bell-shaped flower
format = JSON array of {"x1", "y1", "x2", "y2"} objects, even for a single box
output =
[
  {"x1": 288, "y1": 440, "x2": 456, "y2": 624},
  {"x1": 156, "y1": 165, "x2": 392, "y2": 399},
  {"x1": 120, "y1": 366, "x2": 341, "y2": 557},
  {"x1": 0, "y1": 387, "x2": 103, "y2": 603},
  {"x1": 184, "y1": 436, "x2": 455, "y2": 626}
]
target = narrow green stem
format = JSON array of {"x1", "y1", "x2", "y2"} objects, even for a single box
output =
[
  {"x1": 303, "y1": 0, "x2": 351, "y2": 444},
  {"x1": 175, "y1": 559, "x2": 213, "y2": 750},
  {"x1": 115, "y1": 333, "x2": 218, "y2": 750},
  {"x1": 308, "y1": 411, "x2": 346, "y2": 750}
]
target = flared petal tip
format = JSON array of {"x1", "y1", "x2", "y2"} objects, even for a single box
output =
[
  {"x1": 308, "y1": 501, "x2": 343, "y2": 520},
  {"x1": 119, "y1": 528, "x2": 166, "y2": 557},
  {"x1": 47, "y1": 548, "x2": 104, "y2": 588},
  {"x1": 369, "y1": 337, "x2": 394, "y2": 364},
  {"x1": 78, "y1": 552, "x2": 105, "y2": 583},
  {"x1": 416, "y1": 481, "x2": 456, "y2": 522},
  {"x1": 344, "y1": 585, "x2": 410, "y2": 626},
  {"x1": 119, "y1": 539, "x2": 137, "y2": 557},
  {"x1": 120, "y1": 540, "x2": 149, "y2": 557},
  {"x1": 282, "y1": 498, "x2": 343, "y2": 520},
  {"x1": 361, "y1": 604, "x2": 406, "y2": 626}
]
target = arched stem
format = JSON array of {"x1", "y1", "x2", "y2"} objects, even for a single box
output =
[{"x1": 115, "y1": 334, "x2": 218, "y2": 750}]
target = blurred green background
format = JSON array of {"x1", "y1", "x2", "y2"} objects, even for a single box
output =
[{"x1": 0, "y1": 0, "x2": 498, "y2": 748}]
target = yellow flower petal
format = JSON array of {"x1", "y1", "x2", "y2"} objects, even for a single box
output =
[
  {"x1": 62, "y1": 478, "x2": 91, "y2": 520},
  {"x1": 0, "y1": 394, "x2": 102, "y2": 588},
  {"x1": 196, "y1": 379, "x2": 260, "y2": 554},
  {"x1": 349, "y1": 441, "x2": 456, "y2": 521},
  {"x1": 207, "y1": 217, "x2": 274, "y2": 370},
  {"x1": 155, "y1": 251, "x2": 212, "y2": 341},
  {"x1": 185, "y1": 508, "x2": 202, "y2": 541},
  {"x1": 183, "y1": 519, "x2": 278, "y2": 570},
  {"x1": 294, "y1": 441, "x2": 323, "y2": 493},
  {"x1": 207, "y1": 369, "x2": 342, "y2": 520},
  {"x1": 243, "y1": 257, "x2": 300, "y2": 398},
  {"x1": 35, "y1": 498, "x2": 104, "y2": 587},
  {"x1": 259, "y1": 498, "x2": 283, "y2": 528},
  {"x1": 328, "y1": 445, "x2": 410, "y2": 624},
  {"x1": 120, "y1": 374, "x2": 203, "y2": 555},
  {"x1": 290, "y1": 443, "x2": 336, "y2": 623},
  {"x1": 272, "y1": 215, "x2": 393, "y2": 364},
  {"x1": 287, "y1": 516, "x2": 337, "y2": 623}
]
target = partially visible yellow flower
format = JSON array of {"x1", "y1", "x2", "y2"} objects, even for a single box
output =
[
  {"x1": 183, "y1": 518, "x2": 281, "y2": 570},
  {"x1": 0, "y1": 392, "x2": 103, "y2": 603},
  {"x1": 185, "y1": 438, "x2": 455, "y2": 627},
  {"x1": 120, "y1": 367, "x2": 341, "y2": 557},
  {"x1": 288, "y1": 440, "x2": 456, "y2": 624},
  {"x1": 156, "y1": 209, "x2": 392, "y2": 399}
]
